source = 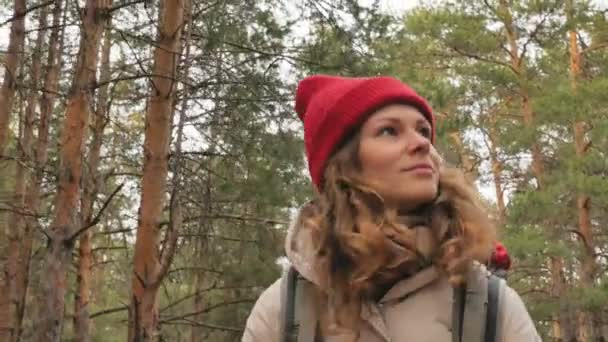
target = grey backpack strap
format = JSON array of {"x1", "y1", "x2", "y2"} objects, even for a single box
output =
[
  {"x1": 451, "y1": 285, "x2": 466, "y2": 342},
  {"x1": 280, "y1": 266, "x2": 298, "y2": 342},
  {"x1": 280, "y1": 266, "x2": 318, "y2": 342},
  {"x1": 454, "y1": 266, "x2": 504, "y2": 342},
  {"x1": 484, "y1": 274, "x2": 502, "y2": 342},
  {"x1": 461, "y1": 268, "x2": 490, "y2": 342}
]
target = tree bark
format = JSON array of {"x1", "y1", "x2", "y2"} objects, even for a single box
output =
[
  {"x1": 12, "y1": 2, "x2": 66, "y2": 340},
  {"x1": 0, "y1": 4, "x2": 48, "y2": 341},
  {"x1": 549, "y1": 257, "x2": 577, "y2": 341},
  {"x1": 0, "y1": 0, "x2": 26, "y2": 156},
  {"x1": 497, "y1": 1, "x2": 573, "y2": 340},
  {"x1": 35, "y1": 1, "x2": 111, "y2": 341},
  {"x1": 73, "y1": 16, "x2": 113, "y2": 342},
  {"x1": 128, "y1": 1, "x2": 186, "y2": 340},
  {"x1": 565, "y1": 1, "x2": 597, "y2": 340}
]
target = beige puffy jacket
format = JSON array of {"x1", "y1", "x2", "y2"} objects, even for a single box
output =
[{"x1": 243, "y1": 217, "x2": 541, "y2": 342}]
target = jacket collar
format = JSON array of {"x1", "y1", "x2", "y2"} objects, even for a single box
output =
[{"x1": 378, "y1": 265, "x2": 440, "y2": 304}]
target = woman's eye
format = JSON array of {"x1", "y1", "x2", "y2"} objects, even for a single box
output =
[
  {"x1": 418, "y1": 126, "x2": 432, "y2": 139},
  {"x1": 378, "y1": 126, "x2": 398, "y2": 136}
]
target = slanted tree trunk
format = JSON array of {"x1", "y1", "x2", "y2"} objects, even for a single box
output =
[
  {"x1": 128, "y1": 1, "x2": 186, "y2": 340},
  {"x1": 565, "y1": 1, "x2": 597, "y2": 340},
  {"x1": 14, "y1": 2, "x2": 66, "y2": 341},
  {"x1": 0, "y1": 0, "x2": 26, "y2": 156},
  {"x1": 497, "y1": 1, "x2": 574, "y2": 339},
  {"x1": 35, "y1": 1, "x2": 111, "y2": 341},
  {"x1": 1, "y1": 5, "x2": 48, "y2": 341},
  {"x1": 0, "y1": 0, "x2": 27, "y2": 335},
  {"x1": 73, "y1": 16, "x2": 113, "y2": 342}
]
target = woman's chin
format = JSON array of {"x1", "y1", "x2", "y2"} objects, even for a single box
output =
[{"x1": 390, "y1": 187, "x2": 438, "y2": 210}]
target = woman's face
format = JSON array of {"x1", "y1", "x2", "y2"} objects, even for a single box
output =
[{"x1": 357, "y1": 103, "x2": 439, "y2": 211}]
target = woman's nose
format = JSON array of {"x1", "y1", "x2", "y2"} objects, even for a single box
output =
[{"x1": 406, "y1": 131, "x2": 431, "y2": 155}]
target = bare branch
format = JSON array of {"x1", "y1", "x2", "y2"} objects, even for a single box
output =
[
  {"x1": 581, "y1": 42, "x2": 608, "y2": 55},
  {"x1": 96, "y1": 228, "x2": 134, "y2": 235},
  {"x1": 90, "y1": 305, "x2": 129, "y2": 319},
  {"x1": 0, "y1": 0, "x2": 54, "y2": 27},
  {"x1": 159, "y1": 283, "x2": 260, "y2": 314},
  {"x1": 163, "y1": 213, "x2": 288, "y2": 227},
  {"x1": 109, "y1": 0, "x2": 146, "y2": 13},
  {"x1": 68, "y1": 183, "x2": 125, "y2": 242},
  {"x1": 155, "y1": 196, "x2": 182, "y2": 286},
  {"x1": 161, "y1": 319, "x2": 243, "y2": 333},
  {"x1": 160, "y1": 299, "x2": 256, "y2": 323},
  {"x1": 450, "y1": 46, "x2": 517, "y2": 74},
  {"x1": 520, "y1": 15, "x2": 548, "y2": 61},
  {"x1": 0, "y1": 204, "x2": 44, "y2": 218}
]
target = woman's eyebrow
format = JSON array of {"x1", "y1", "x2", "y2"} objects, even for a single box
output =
[
  {"x1": 416, "y1": 117, "x2": 431, "y2": 126},
  {"x1": 372, "y1": 116, "x2": 402, "y2": 125}
]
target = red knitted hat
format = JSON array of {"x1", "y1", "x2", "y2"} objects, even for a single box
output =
[{"x1": 295, "y1": 74, "x2": 435, "y2": 189}]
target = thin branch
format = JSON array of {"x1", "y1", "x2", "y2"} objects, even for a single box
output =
[
  {"x1": 161, "y1": 299, "x2": 256, "y2": 323},
  {"x1": 164, "y1": 213, "x2": 288, "y2": 227},
  {"x1": 117, "y1": 30, "x2": 158, "y2": 93},
  {"x1": 167, "y1": 266, "x2": 222, "y2": 275},
  {"x1": 155, "y1": 194, "x2": 182, "y2": 286},
  {"x1": 0, "y1": 0, "x2": 54, "y2": 27},
  {"x1": 0, "y1": 205, "x2": 44, "y2": 218},
  {"x1": 109, "y1": 0, "x2": 146, "y2": 13},
  {"x1": 95, "y1": 73, "x2": 192, "y2": 89},
  {"x1": 95, "y1": 228, "x2": 134, "y2": 235},
  {"x1": 68, "y1": 183, "x2": 125, "y2": 242},
  {"x1": 520, "y1": 15, "x2": 548, "y2": 61},
  {"x1": 178, "y1": 233, "x2": 258, "y2": 243},
  {"x1": 567, "y1": 229, "x2": 594, "y2": 255},
  {"x1": 482, "y1": 0, "x2": 499, "y2": 17},
  {"x1": 90, "y1": 305, "x2": 129, "y2": 319},
  {"x1": 450, "y1": 46, "x2": 517, "y2": 74},
  {"x1": 159, "y1": 281, "x2": 218, "y2": 313},
  {"x1": 159, "y1": 283, "x2": 260, "y2": 314},
  {"x1": 161, "y1": 319, "x2": 243, "y2": 333},
  {"x1": 91, "y1": 246, "x2": 128, "y2": 253},
  {"x1": 581, "y1": 42, "x2": 608, "y2": 55}
]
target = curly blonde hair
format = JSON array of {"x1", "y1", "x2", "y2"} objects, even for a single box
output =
[{"x1": 296, "y1": 132, "x2": 496, "y2": 337}]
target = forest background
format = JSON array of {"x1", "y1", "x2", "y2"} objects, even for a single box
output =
[{"x1": 0, "y1": 0, "x2": 607, "y2": 341}]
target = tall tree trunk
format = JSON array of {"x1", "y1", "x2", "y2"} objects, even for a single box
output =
[
  {"x1": 14, "y1": 2, "x2": 66, "y2": 340},
  {"x1": 549, "y1": 257, "x2": 577, "y2": 341},
  {"x1": 128, "y1": 1, "x2": 186, "y2": 340},
  {"x1": 0, "y1": 0, "x2": 26, "y2": 156},
  {"x1": 497, "y1": 1, "x2": 574, "y2": 339},
  {"x1": 566, "y1": 1, "x2": 597, "y2": 340},
  {"x1": 0, "y1": 0, "x2": 27, "y2": 332},
  {"x1": 1, "y1": 5, "x2": 48, "y2": 341},
  {"x1": 73, "y1": 17, "x2": 113, "y2": 342},
  {"x1": 35, "y1": 1, "x2": 111, "y2": 341}
]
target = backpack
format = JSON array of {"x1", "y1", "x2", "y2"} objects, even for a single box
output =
[{"x1": 279, "y1": 266, "x2": 505, "y2": 342}]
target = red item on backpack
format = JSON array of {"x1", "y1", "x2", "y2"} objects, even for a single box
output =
[{"x1": 491, "y1": 241, "x2": 511, "y2": 270}]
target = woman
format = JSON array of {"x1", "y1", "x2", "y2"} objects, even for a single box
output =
[{"x1": 243, "y1": 75, "x2": 540, "y2": 341}]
